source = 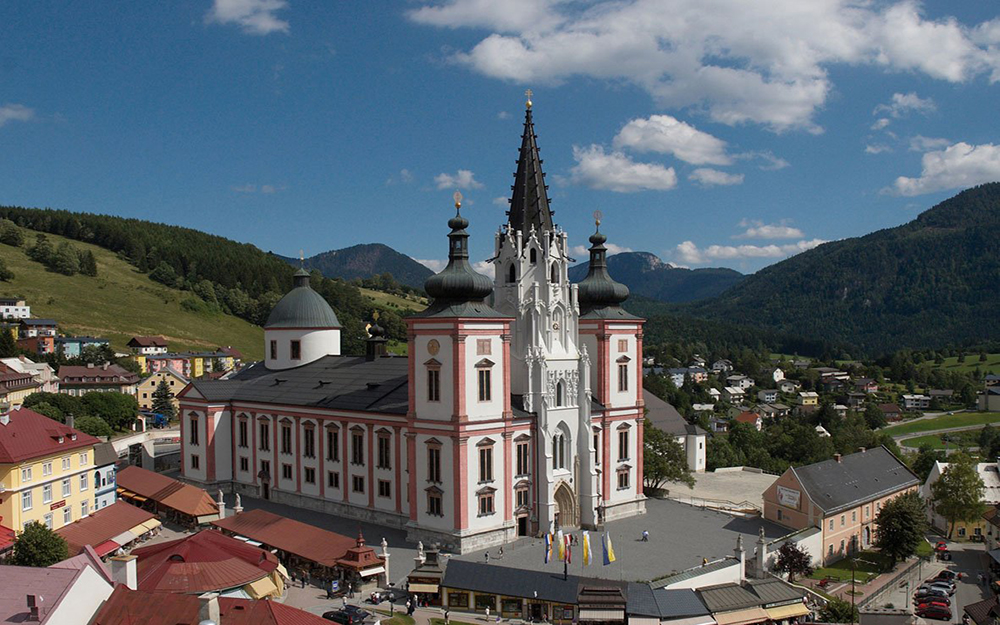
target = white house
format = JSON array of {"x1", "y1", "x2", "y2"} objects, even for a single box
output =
[
  {"x1": 779, "y1": 380, "x2": 800, "y2": 394},
  {"x1": 726, "y1": 375, "x2": 754, "y2": 390},
  {"x1": 757, "y1": 389, "x2": 778, "y2": 403},
  {"x1": 922, "y1": 460, "x2": 1000, "y2": 537},
  {"x1": 0, "y1": 298, "x2": 30, "y2": 320},
  {"x1": 764, "y1": 367, "x2": 785, "y2": 383},
  {"x1": 724, "y1": 387, "x2": 745, "y2": 402},
  {"x1": 902, "y1": 394, "x2": 931, "y2": 410}
]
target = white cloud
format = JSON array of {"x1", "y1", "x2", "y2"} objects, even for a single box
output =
[
  {"x1": 613, "y1": 115, "x2": 731, "y2": 165},
  {"x1": 385, "y1": 169, "x2": 415, "y2": 185},
  {"x1": 569, "y1": 145, "x2": 677, "y2": 192},
  {"x1": 689, "y1": 168, "x2": 744, "y2": 186},
  {"x1": 908, "y1": 135, "x2": 951, "y2": 152},
  {"x1": 873, "y1": 92, "x2": 936, "y2": 118},
  {"x1": 492, "y1": 196, "x2": 508, "y2": 206},
  {"x1": 410, "y1": 0, "x2": 1000, "y2": 132},
  {"x1": 571, "y1": 243, "x2": 633, "y2": 257},
  {"x1": 473, "y1": 260, "x2": 496, "y2": 278},
  {"x1": 416, "y1": 259, "x2": 446, "y2": 272},
  {"x1": 497, "y1": 111, "x2": 511, "y2": 120},
  {"x1": 888, "y1": 142, "x2": 1000, "y2": 196},
  {"x1": 735, "y1": 151, "x2": 790, "y2": 171},
  {"x1": 676, "y1": 238, "x2": 826, "y2": 264},
  {"x1": 871, "y1": 118, "x2": 891, "y2": 130},
  {"x1": 261, "y1": 184, "x2": 276, "y2": 193},
  {"x1": 205, "y1": 0, "x2": 289, "y2": 35},
  {"x1": 434, "y1": 169, "x2": 483, "y2": 190},
  {"x1": 734, "y1": 220, "x2": 804, "y2": 239},
  {"x1": 0, "y1": 104, "x2": 34, "y2": 128},
  {"x1": 865, "y1": 144, "x2": 892, "y2": 154}
]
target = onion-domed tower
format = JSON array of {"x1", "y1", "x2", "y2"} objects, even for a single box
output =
[
  {"x1": 264, "y1": 268, "x2": 341, "y2": 370},
  {"x1": 577, "y1": 221, "x2": 632, "y2": 318}
]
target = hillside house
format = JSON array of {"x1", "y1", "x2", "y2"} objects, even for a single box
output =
[
  {"x1": 0, "y1": 356, "x2": 58, "y2": 393},
  {"x1": 878, "y1": 403, "x2": 902, "y2": 421},
  {"x1": 19, "y1": 319, "x2": 57, "y2": 338},
  {"x1": 735, "y1": 411, "x2": 763, "y2": 431},
  {"x1": 56, "y1": 336, "x2": 110, "y2": 358},
  {"x1": 902, "y1": 394, "x2": 931, "y2": 410},
  {"x1": 137, "y1": 367, "x2": 188, "y2": 412},
  {"x1": 726, "y1": 375, "x2": 754, "y2": 390},
  {"x1": 797, "y1": 391, "x2": 818, "y2": 407},
  {"x1": 127, "y1": 336, "x2": 168, "y2": 356},
  {"x1": 854, "y1": 378, "x2": 878, "y2": 393},
  {"x1": 928, "y1": 389, "x2": 954, "y2": 403},
  {"x1": 724, "y1": 386, "x2": 745, "y2": 402},
  {"x1": 764, "y1": 367, "x2": 785, "y2": 383},
  {"x1": 708, "y1": 388, "x2": 721, "y2": 400},
  {"x1": 57, "y1": 363, "x2": 140, "y2": 396},
  {"x1": 708, "y1": 417, "x2": 729, "y2": 433},
  {"x1": 0, "y1": 297, "x2": 30, "y2": 319},
  {"x1": 712, "y1": 359, "x2": 733, "y2": 374},
  {"x1": 779, "y1": 380, "x2": 800, "y2": 394},
  {"x1": 16, "y1": 336, "x2": 55, "y2": 355},
  {"x1": 757, "y1": 389, "x2": 778, "y2": 403},
  {"x1": 814, "y1": 367, "x2": 849, "y2": 381}
]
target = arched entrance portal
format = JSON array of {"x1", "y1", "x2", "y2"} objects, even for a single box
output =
[{"x1": 553, "y1": 482, "x2": 576, "y2": 529}]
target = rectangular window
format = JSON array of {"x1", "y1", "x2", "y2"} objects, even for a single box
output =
[
  {"x1": 327, "y1": 429, "x2": 340, "y2": 461},
  {"x1": 63, "y1": 507, "x2": 72, "y2": 526},
  {"x1": 865, "y1": 506, "x2": 870, "y2": 519},
  {"x1": 618, "y1": 364, "x2": 629, "y2": 392},
  {"x1": 304, "y1": 428, "x2": 315, "y2": 458},
  {"x1": 80, "y1": 453, "x2": 88, "y2": 466},
  {"x1": 515, "y1": 488, "x2": 529, "y2": 508},
  {"x1": 478, "y1": 368, "x2": 492, "y2": 402},
  {"x1": 328, "y1": 471, "x2": 340, "y2": 489},
  {"x1": 260, "y1": 460, "x2": 270, "y2": 478},
  {"x1": 282, "y1": 464, "x2": 293, "y2": 480},
  {"x1": 427, "y1": 368, "x2": 440, "y2": 402},
  {"x1": 852, "y1": 511, "x2": 857, "y2": 523},
  {"x1": 829, "y1": 519, "x2": 834, "y2": 531},
  {"x1": 477, "y1": 339, "x2": 492, "y2": 355},
  {"x1": 42, "y1": 461, "x2": 52, "y2": 476},
  {"x1": 428, "y1": 447, "x2": 441, "y2": 483},
  {"x1": 617, "y1": 468, "x2": 630, "y2": 490},
  {"x1": 618, "y1": 339, "x2": 628, "y2": 352},
  {"x1": 62, "y1": 456, "x2": 71, "y2": 471},
  {"x1": 478, "y1": 492, "x2": 495, "y2": 515},
  {"x1": 259, "y1": 422, "x2": 271, "y2": 451},
  {"x1": 290, "y1": 340, "x2": 301, "y2": 360},
  {"x1": 238, "y1": 420, "x2": 248, "y2": 448},
  {"x1": 43, "y1": 513, "x2": 53, "y2": 529},
  {"x1": 81, "y1": 500, "x2": 89, "y2": 517},
  {"x1": 189, "y1": 418, "x2": 199, "y2": 445},
  {"x1": 352, "y1": 475, "x2": 365, "y2": 493},
  {"x1": 479, "y1": 446, "x2": 494, "y2": 482},
  {"x1": 62, "y1": 478, "x2": 71, "y2": 498},
  {"x1": 377, "y1": 436, "x2": 391, "y2": 470},
  {"x1": 42, "y1": 483, "x2": 52, "y2": 503},
  {"x1": 21, "y1": 490, "x2": 32, "y2": 511},
  {"x1": 841, "y1": 515, "x2": 845, "y2": 527},
  {"x1": 304, "y1": 467, "x2": 316, "y2": 484},
  {"x1": 378, "y1": 480, "x2": 391, "y2": 498},
  {"x1": 618, "y1": 430, "x2": 629, "y2": 461},
  {"x1": 594, "y1": 433, "x2": 600, "y2": 465},
  {"x1": 270, "y1": 340, "x2": 277, "y2": 360},
  {"x1": 190, "y1": 455, "x2": 199, "y2": 470},
  {"x1": 281, "y1": 424, "x2": 292, "y2": 454},
  {"x1": 352, "y1": 431, "x2": 364, "y2": 465},
  {"x1": 240, "y1": 457, "x2": 249, "y2": 472},
  {"x1": 428, "y1": 492, "x2": 443, "y2": 516},
  {"x1": 21, "y1": 467, "x2": 32, "y2": 482},
  {"x1": 516, "y1": 442, "x2": 529, "y2": 476},
  {"x1": 80, "y1": 472, "x2": 89, "y2": 491},
  {"x1": 777, "y1": 509, "x2": 783, "y2": 521}
]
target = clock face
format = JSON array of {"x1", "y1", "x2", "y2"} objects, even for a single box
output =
[
  {"x1": 427, "y1": 339, "x2": 440, "y2": 355},
  {"x1": 552, "y1": 321, "x2": 560, "y2": 330}
]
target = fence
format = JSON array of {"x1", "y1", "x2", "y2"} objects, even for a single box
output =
[{"x1": 857, "y1": 557, "x2": 927, "y2": 609}]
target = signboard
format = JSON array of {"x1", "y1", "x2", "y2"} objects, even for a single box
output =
[
  {"x1": 777, "y1": 486, "x2": 800, "y2": 509},
  {"x1": 330, "y1": 580, "x2": 339, "y2": 592},
  {"x1": 50, "y1": 500, "x2": 66, "y2": 510}
]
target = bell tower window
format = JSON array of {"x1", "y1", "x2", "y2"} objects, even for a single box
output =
[
  {"x1": 476, "y1": 359, "x2": 494, "y2": 402},
  {"x1": 529, "y1": 248, "x2": 537, "y2": 264},
  {"x1": 507, "y1": 264, "x2": 516, "y2": 283},
  {"x1": 550, "y1": 263, "x2": 559, "y2": 284},
  {"x1": 556, "y1": 381, "x2": 565, "y2": 407}
]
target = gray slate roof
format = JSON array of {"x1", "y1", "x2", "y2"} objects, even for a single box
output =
[
  {"x1": 628, "y1": 584, "x2": 710, "y2": 618},
  {"x1": 696, "y1": 583, "x2": 763, "y2": 613},
  {"x1": 744, "y1": 579, "x2": 806, "y2": 606},
  {"x1": 264, "y1": 273, "x2": 341, "y2": 329},
  {"x1": 791, "y1": 446, "x2": 919, "y2": 514},
  {"x1": 93, "y1": 442, "x2": 118, "y2": 468},
  {"x1": 644, "y1": 390, "x2": 705, "y2": 437},
  {"x1": 442, "y1": 560, "x2": 622, "y2": 605},
  {"x1": 190, "y1": 355, "x2": 409, "y2": 414}
]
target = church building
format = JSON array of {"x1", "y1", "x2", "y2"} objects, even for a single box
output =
[{"x1": 178, "y1": 98, "x2": 649, "y2": 552}]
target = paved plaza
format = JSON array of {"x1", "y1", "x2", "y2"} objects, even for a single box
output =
[{"x1": 670, "y1": 468, "x2": 780, "y2": 512}]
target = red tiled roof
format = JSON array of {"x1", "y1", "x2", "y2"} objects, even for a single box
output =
[
  {"x1": 130, "y1": 529, "x2": 277, "y2": 594},
  {"x1": 57, "y1": 364, "x2": 140, "y2": 385},
  {"x1": 0, "y1": 407, "x2": 100, "y2": 464},
  {"x1": 735, "y1": 411, "x2": 761, "y2": 424},
  {"x1": 212, "y1": 509, "x2": 361, "y2": 569},
  {"x1": 128, "y1": 336, "x2": 168, "y2": 347},
  {"x1": 117, "y1": 465, "x2": 219, "y2": 518},
  {"x1": 56, "y1": 501, "x2": 156, "y2": 556},
  {"x1": 91, "y1": 586, "x2": 331, "y2": 625}
]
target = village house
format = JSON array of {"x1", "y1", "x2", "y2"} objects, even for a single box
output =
[
  {"x1": 922, "y1": 460, "x2": 1000, "y2": 539},
  {"x1": 735, "y1": 411, "x2": 763, "y2": 431},
  {"x1": 757, "y1": 389, "x2": 778, "y2": 404},
  {"x1": 712, "y1": 359, "x2": 733, "y2": 374},
  {"x1": 764, "y1": 367, "x2": 784, "y2": 383},
  {"x1": 0, "y1": 362, "x2": 41, "y2": 405},
  {"x1": 127, "y1": 336, "x2": 168, "y2": 356},
  {"x1": 778, "y1": 380, "x2": 800, "y2": 394},
  {"x1": 57, "y1": 363, "x2": 140, "y2": 396},
  {"x1": 797, "y1": 391, "x2": 818, "y2": 411},
  {"x1": 878, "y1": 403, "x2": 903, "y2": 421},
  {"x1": 136, "y1": 367, "x2": 188, "y2": 412},
  {"x1": 644, "y1": 391, "x2": 707, "y2": 472},
  {"x1": 0, "y1": 297, "x2": 30, "y2": 320},
  {"x1": 854, "y1": 378, "x2": 878, "y2": 393},
  {"x1": 726, "y1": 375, "x2": 755, "y2": 391},
  {"x1": 902, "y1": 394, "x2": 931, "y2": 410},
  {"x1": 724, "y1": 387, "x2": 745, "y2": 402},
  {"x1": 56, "y1": 336, "x2": 110, "y2": 358},
  {"x1": 1, "y1": 356, "x2": 58, "y2": 392}
]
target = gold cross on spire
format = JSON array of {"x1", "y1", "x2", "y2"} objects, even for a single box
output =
[
  {"x1": 525, "y1": 88, "x2": 533, "y2": 109},
  {"x1": 299, "y1": 249, "x2": 304, "y2": 267}
]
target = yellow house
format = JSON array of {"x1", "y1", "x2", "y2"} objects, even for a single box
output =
[
  {"x1": 137, "y1": 368, "x2": 188, "y2": 412},
  {"x1": 190, "y1": 356, "x2": 205, "y2": 379},
  {"x1": 133, "y1": 354, "x2": 148, "y2": 374},
  {"x1": 798, "y1": 391, "x2": 819, "y2": 406},
  {"x1": 0, "y1": 407, "x2": 102, "y2": 535}
]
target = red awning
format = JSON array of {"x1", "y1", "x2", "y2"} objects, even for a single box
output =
[
  {"x1": 0, "y1": 524, "x2": 15, "y2": 551},
  {"x1": 94, "y1": 539, "x2": 121, "y2": 557}
]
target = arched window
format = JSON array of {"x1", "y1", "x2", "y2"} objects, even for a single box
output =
[
  {"x1": 507, "y1": 264, "x2": 516, "y2": 283},
  {"x1": 550, "y1": 263, "x2": 559, "y2": 283},
  {"x1": 556, "y1": 381, "x2": 565, "y2": 407},
  {"x1": 552, "y1": 434, "x2": 566, "y2": 469},
  {"x1": 529, "y1": 248, "x2": 537, "y2": 264}
]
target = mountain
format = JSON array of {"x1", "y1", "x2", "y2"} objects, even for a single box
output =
[
  {"x1": 568, "y1": 251, "x2": 744, "y2": 303},
  {"x1": 276, "y1": 243, "x2": 433, "y2": 289},
  {"x1": 680, "y1": 183, "x2": 1000, "y2": 353}
]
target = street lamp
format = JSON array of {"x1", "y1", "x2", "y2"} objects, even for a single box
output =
[{"x1": 389, "y1": 582, "x2": 396, "y2": 616}]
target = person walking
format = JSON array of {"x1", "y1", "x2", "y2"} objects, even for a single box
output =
[
  {"x1": 641, "y1": 530, "x2": 649, "y2": 542},
  {"x1": 485, "y1": 606, "x2": 491, "y2": 622},
  {"x1": 445, "y1": 608, "x2": 451, "y2": 625}
]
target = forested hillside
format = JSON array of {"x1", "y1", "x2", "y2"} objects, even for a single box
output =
[
  {"x1": 569, "y1": 251, "x2": 743, "y2": 302},
  {"x1": 275, "y1": 243, "x2": 433, "y2": 289}
]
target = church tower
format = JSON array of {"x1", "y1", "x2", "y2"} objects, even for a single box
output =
[{"x1": 492, "y1": 95, "x2": 599, "y2": 532}]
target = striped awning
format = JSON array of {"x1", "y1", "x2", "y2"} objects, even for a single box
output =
[
  {"x1": 360, "y1": 566, "x2": 386, "y2": 577},
  {"x1": 712, "y1": 607, "x2": 770, "y2": 625},
  {"x1": 139, "y1": 519, "x2": 162, "y2": 532}
]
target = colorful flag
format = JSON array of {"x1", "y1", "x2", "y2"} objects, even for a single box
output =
[
  {"x1": 565, "y1": 535, "x2": 572, "y2": 564},
  {"x1": 544, "y1": 533, "x2": 552, "y2": 564},
  {"x1": 602, "y1": 531, "x2": 616, "y2": 565},
  {"x1": 557, "y1": 529, "x2": 565, "y2": 561},
  {"x1": 583, "y1": 531, "x2": 591, "y2": 566}
]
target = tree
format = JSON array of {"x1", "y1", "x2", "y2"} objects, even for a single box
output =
[
  {"x1": 643, "y1": 422, "x2": 695, "y2": 492},
  {"x1": 75, "y1": 414, "x2": 114, "y2": 438},
  {"x1": 80, "y1": 391, "x2": 138, "y2": 431},
  {"x1": 930, "y1": 453, "x2": 986, "y2": 538},
  {"x1": 28, "y1": 401, "x2": 64, "y2": 422},
  {"x1": 910, "y1": 444, "x2": 946, "y2": 481},
  {"x1": 772, "y1": 541, "x2": 813, "y2": 582},
  {"x1": 149, "y1": 261, "x2": 180, "y2": 288},
  {"x1": 10, "y1": 521, "x2": 69, "y2": 567},
  {"x1": 151, "y1": 380, "x2": 177, "y2": 420},
  {"x1": 78, "y1": 249, "x2": 98, "y2": 276},
  {"x1": 0, "y1": 328, "x2": 17, "y2": 357},
  {"x1": 820, "y1": 598, "x2": 859, "y2": 624},
  {"x1": 863, "y1": 403, "x2": 886, "y2": 430},
  {"x1": 26, "y1": 234, "x2": 53, "y2": 264},
  {"x1": 51, "y1": 242, "x2": 80, "y2": 275},
  {"x1": 0, "y1": 218, "x2": 24, "y2": 246},
  {"x1": 0, "y1": 257, "x2": 13, "y2": 282},
  {"x1": 875, "y1": 491, "x2": 928, "y2": 565}
]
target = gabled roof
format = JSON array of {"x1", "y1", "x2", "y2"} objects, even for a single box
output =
[
  {"x1": 212, "y1": 509, "x2": 360, "y2": 569},
  {"x1": 93, "y1": 441, "x2": 118, "y2": 467},
  {"x1": 128, "y1": 336, "x2": 168, "y2": 347},
  {"x1": 790, "y1": 446, "x2": 919, "y2": 514},
  {"x1": 964, "y1": 595, "x2": 1000, "y2": 625},
  {"x1": 0, "y1": 566, "x2": 85, "y2": 623},
  {"x1": 0, "y1": 407, "x2": 99, "y2": 463},
  {"x1": 697, "y1": 582, "x2": 763, "y2": 612},
  {"x1": 735, "y1": 412, "x2": 761, "y2": 424},
  {"x1": 117, "y1": 466, "x2": 219, "y2": 517},
  {"x1": 57, "y1": 364, "x2": 139, "y2": 384},
  {"x1": 51, "y1": 544, "x2": 113, "y2": 583},
  {"x1": 627, "y1": 584, "x2": 711, "y2": 618},
  {"x1": 57, "y1": 501, "x2": 157, "y2": 555},
  {"x1": 743, "y1": 578, "x2": 806, "y2": 606},
  {"x1": 644, "y1": 390, "x2": 704, "y2": 436},
  {"x1": 443, "y1": 559, "x2": 623, "y2": 605}
]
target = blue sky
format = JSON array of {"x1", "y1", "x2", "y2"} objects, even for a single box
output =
[{"x1": 2, "y1": 1, "x2": 999, "y2": 275}]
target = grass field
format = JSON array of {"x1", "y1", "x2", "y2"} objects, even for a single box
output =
[
  {"x1": 360, "y1": 287, "x2": 427, "y2": 313},
  {"x1": 900, "y1": 429, "x2": 982, "y2": 449},
  {"x1": 921, "y1": 353, "x2": 1000, "y2": 376},
  {"x1": 900, "y1": 434, "x2": 948, "y2": 449},
  {"x1": 0, "y1": 231, "x2": 265, "y2": 360},
  {"x1": 809, "y1": 550, "x2": 893, "y2": 584},
  {"x1": 882, "y1": 412, "x2": 1000, "y2": 437}
]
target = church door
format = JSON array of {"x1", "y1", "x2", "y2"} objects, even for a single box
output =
[{"x1": 554, "y1": 482, "x2": 576, "y2": 528}]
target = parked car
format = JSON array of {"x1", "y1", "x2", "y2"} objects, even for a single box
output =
[
  {"x1": 916, "y1": 600, "x2": 951, "y2": 611},
  {"x1": 924, "y1": 581, "x2": 956, "y2": 595},
  {"x1": 933, "y1": 570, "x2": 958, "y2": 582},
  {"x1": 914, "y1": 591, "x2": 951, "y2": 605},
  {"x1": 915, "y1": 605, "x2": 952, "y2": 621},
  {"x1": 322, "y1": 608, "x2": 372, "y2": 625}
]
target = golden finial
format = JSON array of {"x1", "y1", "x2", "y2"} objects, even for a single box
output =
[
  {"x1": 525, "y1": 88, "x2": 533, "y2": 109},
  {"x1": 373, "y1": 310, "x2": 380, "y2": 321},
  {"x1": 453, "y1": 190, "x2": 463, "y2": 210},
  {"x1": 299, "y1": 249, "x2": 305, "y2": 267},
  {"x1": 593, "y1": 209, "x2": 603, "y2": 229}
]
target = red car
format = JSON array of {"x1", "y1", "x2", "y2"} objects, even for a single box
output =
[
  {"x1": 916, "y1": 605, "x2": 951, "y2": 621},
  {"x1": 935, "y1": 541, "x2": 948, "y2": 552},
  {"x1": 916, "y1": 600, "x2": 951, "y2": 611}
]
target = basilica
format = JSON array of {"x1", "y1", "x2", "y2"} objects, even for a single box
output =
[{"x1": 179, "y1": 99, "x2": 650, "y2": 552}]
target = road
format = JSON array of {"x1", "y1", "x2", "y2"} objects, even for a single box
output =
[{"x1": 873, "y1": 540, "x2": 989, "y2": 623}]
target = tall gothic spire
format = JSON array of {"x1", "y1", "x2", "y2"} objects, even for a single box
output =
[{"x1": 507, "y1": 90, "x2": 554, "y2": 238}]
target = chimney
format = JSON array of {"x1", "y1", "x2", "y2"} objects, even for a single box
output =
[
  {"x1": 65, "y1": 413, "x2": 74, "y2": 430},
  {"x1": 834, "y1": 453, "x2": 842, "y2": 463},
  {"x1": 858, "y1": 447, "x2": 866, "y2": 453},
  {"x1": 110, "y1": 555, "x2": 137, "y2": 590},
  {"x1": 198, "y1": 592, "x2": 221, "y2": 624},
  {"x1": 87, "y1": 362, "x2": 95, "y2": 368},
  {"x1": 26, "y1": 594, "x2": 42, "y2": 621},
  {"x1": 102, "y1": 362, "x2": 109, "y2": 370},
  {"x1": 734, "y1": 534, "x2": 746, "y2": 582}
]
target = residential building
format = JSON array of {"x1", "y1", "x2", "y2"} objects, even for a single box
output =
[
  {"x1": 666, "y1": 367, "x2": 708, "y2": 387},
  {"x1": 815, "y1": 425, "x2": 831, "y2": 438},
  {"x1": 644, "y1": 391, "x2": 707, "y2": 473},
  {"x1": 708, "y1": 388, "x2": 721, "y2": 400},
  {"x1": 901, "y1": 394, "x2": 931, "y2": 410},
  {"x1": 0, "y1": 297, "x2": 30, "y2": 319},
  {"x1": 17, "y1": 335, "x2": 55, "y2": 355},
  {"x1": 143, "y1": 350, "x2": 236, "y2": 379},
  {"x1": 1, "y1": 356, "x2": 59, "y2": 392},
  {"x1": 928, "y1": 389, "x2": 954, "y2": 403},
  {"x1": 0, "y1": 407, "x2": 102, "y2": 533},
  {"x1": 797, "y1": 391, "x2": 818, "y2": 407},
  {"x1": 57, "y1": 363, "x2": 140, "y2": 396},
  {"x1": 724, "y1": 387, "x2": 745, "y2": 402},
  {"x1": 813, "y1": 367, "x2": 848, "y2": 381},
  {"x1": 778, "y1": 380, "x2": 800, "y2": 394},
  {"x1": 878, "y1": 403, "x2": 902, "y2": 421},
  {"x1": 762, "y1": 447, "x2": 920, "y2": 564},
  {"x1": 922, "y1": 460, "x2": 1000, "y2": 539},
  {"x1": 127, "y1": 335, "x2": 168, "y2": 356},
  {"x1": 845, "y1": 392, "x2": 866, "y2": 409},
  {"x1": 726, "y1": 375, "x2": 754, "y2": 390},
  {"x1": 19, "y1": 318, "x2": 57, "y2": 338},
  {"x1": 708, "y1": 417, "x2": 729, "y2": 433},
  {"x1": 93, "y1": 441, "x2": 118, "y2": 510},
  {"x1": 986, "y1": 374, "x2": 1000, "y2": 388},
  {"x1": 0, "y1": 363, "x2": 41, "y2": 405},
  {"x1": 692, "y1": 403, "x2": 715, "y2": 414},
  {"x1": 690, "y1": 356, "x2": 706, "y2": 368},
  {"x1": 0, "y1": 556, "x2": 113, "y2": 624},
  {"x1": 136, "y1": 367, "x2": 188, "y2": 411},
  {"x1": 982, "y1": 504, "x2": 1000, "y2": 551},
  {"x1": 764, "y1": 367, "x2": 784, "y2": 383},
  {"x1": 735, "y1": 411, "x2": 763, "y2": 431},
  {"x1": 757, "y1": 389, "x2": 778, "y2": 404},
  {"x1": 178, "y1": 103, "x2": 647, "y2": 552},
  {"x1": 980, "y1": 388, "x2": 1000, "y2": 412},
  {"x1": 55, "y1": 336, "x2": 109, "y2": 358},
  {"x1": 854, "y1": 378, "x2": 878, "y2": 393},
  {"x1": 711, "y1": 359, "x2": 733, "y2": 374},
  {"x1": 833, "y1": 404, "x2": 848, "y2": 418}
]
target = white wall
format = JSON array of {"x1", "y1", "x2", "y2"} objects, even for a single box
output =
[
  {"x1": 212, "y1": 410, "x2": 232, "y2": 482},
  {"x1": 661, "y1": 560, "x2": 743, "y2": 590},
  {"x1": 46, "y1": 565, "x2": 113, "y2": 625},
  {"x1": 415, "y1": 433, "x2": 455, "y2": 532},
  {"x1": 183, "y1": 410, "x2": 207, "y2": 482},
  {"x1": 412, "y1": 331, "x2": 454, "y2": 421},
  {"x1": 465, "y1": 432, "x2": 507, "y2": 533},
  {"x1": 264, "y1": 328, "x2": 340, "y2": 370},
  {"x1": 463, "y1": 330, "x2": 505, "y2": 420}
]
